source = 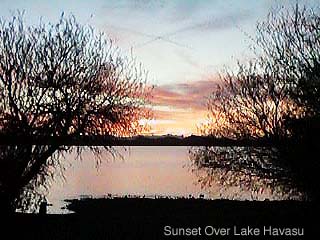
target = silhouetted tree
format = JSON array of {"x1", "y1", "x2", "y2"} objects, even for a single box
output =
[
  {"x1": 195, "y1": 4, "x2": 320, "y2": 199},
  {"x1": 202, "y1": 60, "x2": 296, "y2": 140},
  {"x1": 188, "y1": 146, "x2": 304, "y2": 200},
  {"x1": 202, "y1": 4, "x2": 320, "y2": 140},
  {"x1": 0, "y1": 13, "x2": 151, "y2": 211},
  {"x1": 255, "y1": 5, "x2": 320, "y2": 117}
]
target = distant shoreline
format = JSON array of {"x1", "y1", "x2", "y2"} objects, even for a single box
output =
[{"x1": 0, "y1": 134, "x2": 277, "y2": 146}]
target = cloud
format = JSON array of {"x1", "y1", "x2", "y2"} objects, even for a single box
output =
[
  {"x1": 152, "y1": 105, "x2": 191, "y2": 113},
  {"x1": 144, "y1": 78, "x2": 219, "y2": 135},
  {"x1": 148, "y1": 109, "x2": 208, "y2": 136},
  {"x1": 152, "y1": 78, "x2": 218, "y2": 111},
  {"x1": 133, "y1": 10, "x2": 254, "y2": 49},
  {"x1": 100, "y1": 1, "x2": 254, "y2": 43},
  {"x1": 165, "y1": 11, "x2": 253, "y2": 37}
]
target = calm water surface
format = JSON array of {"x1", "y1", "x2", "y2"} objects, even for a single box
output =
[
  {"x1": 46, "y1": 146, "x2": 293, "y2": 214},
  {"x1": 47, "y1": 146, "x2": 205, "y2": 213}
]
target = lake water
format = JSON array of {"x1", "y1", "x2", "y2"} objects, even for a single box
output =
[
  {"x1": 46, "y1": 146, "x2": 205, "y2": 213},
  {"x1": 45, "y1": 146, "x2": 294, "y2": 214}
]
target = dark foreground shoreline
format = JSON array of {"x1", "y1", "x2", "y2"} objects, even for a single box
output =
[{"x1": 2, "y1": 198, "x2": 319, "y2": 240}]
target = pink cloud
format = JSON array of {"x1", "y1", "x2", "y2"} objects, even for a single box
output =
[
  {"x1": 152, "y1": 78, "x2": 218, "y2": 111},
  {"x1": 146, "y1": 78, "x2": 219, "y2": 134}
]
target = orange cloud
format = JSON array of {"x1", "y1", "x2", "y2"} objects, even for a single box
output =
[
  {"x1": 149, "y1": 109, "x2": 207, "y2": 136},
  {"x1": 148, "y1": 78, "x2": 219, "y2": 135}
]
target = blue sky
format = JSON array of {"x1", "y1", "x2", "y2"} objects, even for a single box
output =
[
  {"x1": 3, "y1": 0, "x2": 317, "y2": 85},
  {"x1": 0, "y1": 0, "x2": 318, "y2": 134}
]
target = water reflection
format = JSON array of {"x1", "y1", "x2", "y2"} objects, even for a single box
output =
[
  {"x1": 47, "y1": 146, "x2": 205, "y2": 213},
  {"x1": 188, "y1": 146, "x2": 305, "y2": 200},
  {"x1": 1, "y1": 145, "x2": 306, "y2": 214}
]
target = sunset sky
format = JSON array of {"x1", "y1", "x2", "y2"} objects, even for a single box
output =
[{"x1": 1, "y1": 0, "x2": 318, "y2": 135}]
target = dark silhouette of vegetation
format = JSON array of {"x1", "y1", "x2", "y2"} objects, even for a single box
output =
[
  {"x1": 0, "y1": 13, "x2": 151, "y2": 212},
  {"x1": 2, "y1": 198, "x2": 317, "y2": 240},
  {"x1": 193, "y1": 4, "x2": 320, "y2": 199},
  {"x1": 202, "y1": 4, "x2": 320, "y2": 140},
  {"x1": 189, "y1": 146, "x2": 304, "y2": 200}
]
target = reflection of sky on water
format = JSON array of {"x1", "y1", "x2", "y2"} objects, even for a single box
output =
[
  {"x1": 47, "y1": 146, "x2": 204, "y2": 213},
  {"x1": 46, "y1": 146, "x2": 297, "y2": 214}
]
